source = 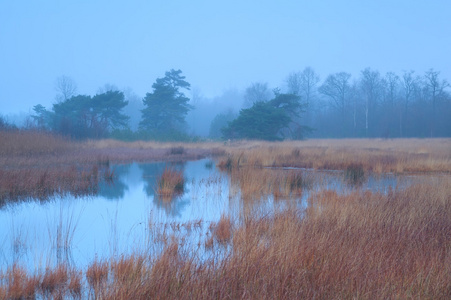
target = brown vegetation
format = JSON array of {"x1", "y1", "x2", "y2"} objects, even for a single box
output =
[
  {"x1": 1, "y1": 131, "x2": 450, "y2": 298},
  {"x1": 1, "y1": 131, "x2": 449, "y2": 204},
  {"x1": 86, "y1": 259, "x2": 109, "y2": 299},
  {"x1": 212, "y1": 214, "x2": 233, "y2": 244},
  {"x1": 40, "y1": 264, "x2": 69, "y2": 299},
  {"x1": 0, "y1": 131, "x2": 216, "y2": 204},
  {"x1": 4, "y1": 264, "x2": 40, "y2": 299},
  {"x1": 157, "y1": 168, "x2": 185, "y2": 200},
  {"x1": 217, "y1": 138, "x2": 451, "y2": 174},
  {"x1": 1, "y1": 178, "x2": 449, "y2": 299}
]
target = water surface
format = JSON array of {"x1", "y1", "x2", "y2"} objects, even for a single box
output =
[{"x1": 0, "y1": 159, "x2": 424, "y2": 272}]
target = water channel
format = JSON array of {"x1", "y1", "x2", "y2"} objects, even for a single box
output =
[{"x1": 0, "y1": 158, "x2": 426, "y2": 273}]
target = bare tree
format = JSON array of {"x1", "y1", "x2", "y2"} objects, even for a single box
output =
[
  {"x1": 55, "y1": 75, "x2": 77, "y2": 102},
  {"x1": 243, "y1": 82, "x2": 272, "y2": 108},
  {"x1": 300, "y1": 67, "x2": 320, "y2": 107},
  {"x1": 319, "y1": 72, "x2": 351, "y2": 136},
  {"x1": 349, "y1": 81, "x2": 361, "y2": 136},
  {"x1": 286, "y1": 67, "x2": 320, "y2": 127},
  {"x1": 286, "y1": 72, "x2": 302, "y2": 95},
  {"x1": 399, "y1": 70, "x2": 416, "y2": 136},
  {"x1": 360, "y1": 68, "x2": 383, "y2": 137},
  {"x1": 384, "y1": 72, "x2": 399, "y2": 107},
  {"x1": 424, "y1": 69, "x2": 450, "y2": 136},
  {"x1": 286, "y1": 67, "x2": 320, "y2": 105}
]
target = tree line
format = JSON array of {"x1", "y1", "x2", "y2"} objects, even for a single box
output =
[
  {"x1": 20, "y1": 67, "x2": 451, "y2": 141},
  {"x1": 30, "y1": 70, "x2": 193, "y2": 140},
  {"x1": 290, "y1": 67, "x2": 450, "y2": 138}
]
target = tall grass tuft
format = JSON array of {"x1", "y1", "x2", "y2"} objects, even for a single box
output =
[
  {"x1": 0, "y1": 177, "x2": 450, "y2": 299},
  {"x1": 213, "y1": 214, "x2": 233, "y2": 244},
  {"x1": 86, "y1": 259, "x2": 109, "y2": 299},
  {"x1": 344, "y1": 163, "x2": 365, "y2": 185},
  {"x1": 68, "y1": 269, "x2": 82, "y2": 299},
  {"x1": 5, "y1": 264, "x2": 40, "y2": 300},
  {"x1": 109, "y1": 254, "x2": 147, "y2": 298},
  {"x1": 40, "y1": 264, "x2": 68, "y2": 299},
  {"x1": 157, "y1": 168, "x2": 185, "y2": 201}
]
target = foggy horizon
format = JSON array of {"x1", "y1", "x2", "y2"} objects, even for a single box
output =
[{"x1": 1, "y1": 1, "x2": 450, "y2": 117}]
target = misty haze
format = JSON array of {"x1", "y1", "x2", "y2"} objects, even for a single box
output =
[{"x1": 0, "y1": 1, "x2": 450, "y2": 298}]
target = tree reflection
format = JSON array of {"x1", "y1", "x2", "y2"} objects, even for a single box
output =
[{"x1": 97, "y1": 164, "x2": 130, "y2": 200}]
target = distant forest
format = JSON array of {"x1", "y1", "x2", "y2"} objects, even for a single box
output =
[{"x1": 2, "y1": 67, "x2": 450, "y2": 140}]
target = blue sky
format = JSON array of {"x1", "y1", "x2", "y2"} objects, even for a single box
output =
[{"x1": 1, "y1": 0, "x2": 450, "y2": 115}]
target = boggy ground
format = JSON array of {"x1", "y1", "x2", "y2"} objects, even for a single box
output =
[
  {"x1": 0, "y1": 130, "x2": 450, "y2": 298},
  {"x1": 3, "y1": 131, "x2": 449, "y2": 203},
  {"x1": 1, "y1": 178, "x2": 450, "y2": 299},
  {"x1": 218, "y1": 138, "x2": 451, "y2": 174},
  {"x1": 0, "y1": 131, "x2": 220, "y2": 203}
]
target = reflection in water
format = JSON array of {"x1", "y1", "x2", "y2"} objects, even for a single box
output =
[
  {"x1": 98, "y1": 164, "x2": 130, "y2": 200},
  {"x1": 139, "y1": 161, "x2": 188, "y2": 217},
  {"x1": 0, "y1": 158, "x2": 430, "y2": 274},
  {"x1": 94, "y1": 161, "x2": 193, "y2": 217}
]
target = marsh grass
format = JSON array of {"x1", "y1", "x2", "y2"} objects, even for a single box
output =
[
  {"x1": 0, "y1": 178, "x2": 450, "y2": 298},
  {"x1": 2, "y1": 131, "x2": 449, "y2": 203},
  {"x1": 344, "y1": 163, "x2": 365, "y2": 185},
  {"x1": 103, "y1": 166, "x2": 116, "y2": 183},
  {"x1": 0, "y1": 130, "x2": 216, "y2": 204},
  {"x1": 226, "y1": 167, "x2": 306, "y2": 201},
  {"x1": 157, "y1": 168, "x2": 185, "y2": 201},
  {"x1": 1, "y1": 132, "x2": 451, "y2": 298},
  {"x1": 86, "y1": 259, "x2": 109, "y2": 299},
  {"x1": 217, "y1": 138, "x2": 451, "y2": 174},
  {"x1": 212, "y1": 214, "x2": 233, "y2": 244},
  {"x1": 40, "y1": 264, "x2": 68, "y2": 299},
  {"x1": 0, "y1": 165, "x2": 101, "y2": 204},
  {"x1": 0, "y1": 130, "x2": 73, "y2": 157},
  {"x1": 2, "y1": 264, "x2": 40, "y2": 299}
]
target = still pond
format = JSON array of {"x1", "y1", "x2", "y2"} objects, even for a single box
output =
[{"x1": 0, "y1": 158, "x2": 423, "y2": 272}]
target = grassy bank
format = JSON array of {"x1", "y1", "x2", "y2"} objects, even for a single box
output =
[
  {"x1": 218, "y1": 138, "x2": 451, "y2": 174},
  {"x1": 0, "y1": 131, "x2": 217, "y2": 203},
  {"x1": 2, "y1": 131, "x2": 450, "y2": 173}
]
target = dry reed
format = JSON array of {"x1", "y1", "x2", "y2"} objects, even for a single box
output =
[
  {"x1": 40, "y1": 264, "x2": 68, "y2": 298},
  {"x1": 1, "y1": 178, "x2": 447, "y2": 299},
  {"x1": 1, "y1": 132, "x2": 450, "y2": 298},
  {"x1": 217, "y1": 138, "x2": 451, "y2": 174},
  {"x1": 213, "y1": 214, "x2": 233, "y2": 244},
  {"x1": 4, "y1": 264, "x2": 40, "y2": 299},
  {"x1": 157, "y1": 168, "x2": 185, "y2": 200},
  {"x1": 86, "y1": 259, "x2": 109, "y2": 299}
]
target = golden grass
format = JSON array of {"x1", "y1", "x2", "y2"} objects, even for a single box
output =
[
  {"x1": 86, "y1": 259, "x2": 109, "y2": 299},
  {"x1": 217, "y1": 138, "x2": 451, "y2": 174},
  {"x1": 213, "y1": 214, "x2": 233, "y2": 244},
  {"x1": 0, "y1": 131, "x2": 217, "y2": 202},
  {"x1": 1, "y1": 131, "x2": 449, "y2": 203},
  {"x1": 40, "y1": 264, "x2": 68, "y2": 298},
  {"x1": 0, "y1": 130, "x2": 74, "y2": 157},
  {"x1": 1, "y1": 178, "x2": 449, "y2": 299},
  {"x1": 4, "y1": 264, "x2": 40, "y2": 299},
  {"x1": 223, "y1": 166, "x2": 306, "y2": 203},
  {"x1": 157, "y1": 168, "x2": 185, "y2": 201},
  {"x1": 1, "y1": 131, "x2": 451, "y2": 298}
]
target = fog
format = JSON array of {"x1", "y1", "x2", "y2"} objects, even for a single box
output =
[{"x1": 1, "y1": 1, "x2": 450, "y2": 138}]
